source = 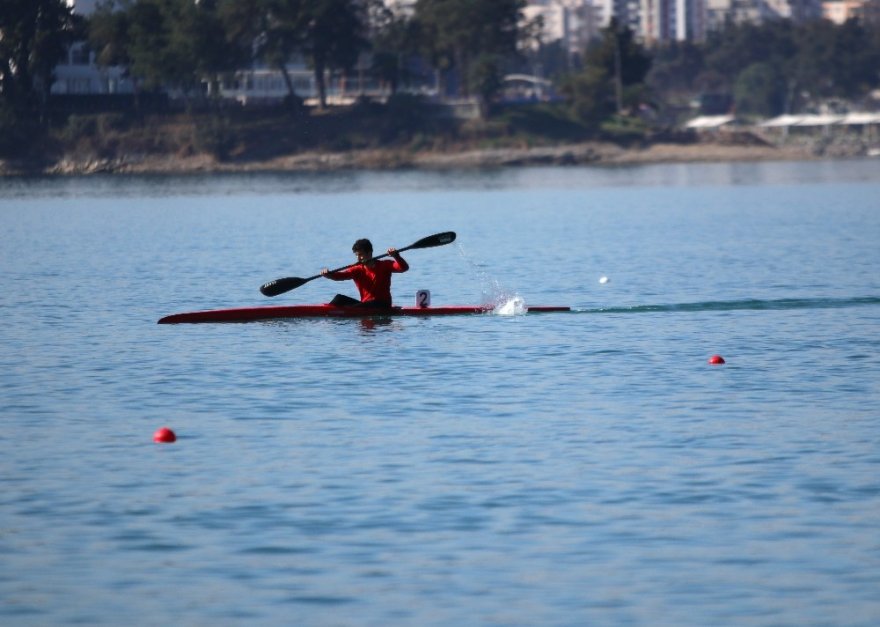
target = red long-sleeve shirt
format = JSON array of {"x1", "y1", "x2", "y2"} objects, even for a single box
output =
[{"x1": 326, "y1": 257, "x2": 409, "y2": 305}]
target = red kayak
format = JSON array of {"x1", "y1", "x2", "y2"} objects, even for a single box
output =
[{"x1": 158, "y1": 303, "x2": 570, "y2": 324}]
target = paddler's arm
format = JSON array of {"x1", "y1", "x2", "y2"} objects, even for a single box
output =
[
  {"x1": 388, "y1": 248, "x2": 409, "y2": 272},
  {"x1": 321, "y1": 268, "x2": 351, "y2": 281}
]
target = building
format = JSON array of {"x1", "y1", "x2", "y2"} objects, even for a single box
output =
[
  {"x1": 822, "y1": 0, "x2": 869, "y2": 23},
  {"x1": 54, "y1": 2, "x2": 134, "y2": 97},
  {"x1": 51, "y1": 42, "x2": 135, "y2": 96},
  {"x1": 523, "y1": 1, "x2": 604, "y2": 56},
  {"x1": 706, "y1": 0, "x2": 822, "y2": 32},
  {"x1": 607, "y1": 0, "x2": 645, "y2": 32},
  {"x1": 641, "y1": 0, "x2": 708, "y2": 44}
]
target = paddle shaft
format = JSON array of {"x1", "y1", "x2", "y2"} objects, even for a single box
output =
[{"x1": 260, "y1": 231, "x2": 455, "y2": 297}]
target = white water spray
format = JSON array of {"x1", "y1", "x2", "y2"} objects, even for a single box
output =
[
  {"x1": 494, "y1": 295, "x2": 526, "y2": 316},
  {"x1": 456, "y1": 243, "x2": 526, "y2": 314}
]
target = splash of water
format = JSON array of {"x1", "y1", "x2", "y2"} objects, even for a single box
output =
[
  {"x1": 494, "y1": 295, "x2": 526, "y2": 316},
  {"x1": 456, "y1": 242, "x2": 523, "y2": 312}
]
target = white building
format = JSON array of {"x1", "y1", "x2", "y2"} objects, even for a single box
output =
[
  {"x1": 706, "y1": 0, "x2": 822, "y2": 31},
  {"x1": 54, "y1": 1, "x2": 134, "y2": 97},
  {"x1": 524, "y1": 0, "x2": 605, "y2": 57},
  {"x1": 51, "y1": 41, "x2": 135, "y2": 95},
  {"x1": 642, "y1": 0, "x2": 708, "y2": 43}
]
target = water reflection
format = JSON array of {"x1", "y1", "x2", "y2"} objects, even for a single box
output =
[
  {"x1": 357, "y1": 317, "x2": 399, "y2": 333},
  {"x1": 2, "y1": 159, "x2": 878, "y2": 200}
]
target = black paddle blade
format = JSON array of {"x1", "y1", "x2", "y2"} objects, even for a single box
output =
[
  {"x1": 410, "y1": 231, "x2": 456, "y2": 250},
  {"x1": 260, "y1": 276, "x2": 310, "y2": 297}
]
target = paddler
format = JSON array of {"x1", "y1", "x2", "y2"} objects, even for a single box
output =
[{"x1": 321, "y1": 238, "x2": 409, "y2": 308}]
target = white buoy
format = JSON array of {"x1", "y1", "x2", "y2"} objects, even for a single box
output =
[{"x1": 599, "y1": 276, "x2": 609, "y2": 284}]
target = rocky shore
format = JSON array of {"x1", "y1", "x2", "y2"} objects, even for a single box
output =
[{"x1": 2, "y1": 135, "x2": 871, "y2": 177}]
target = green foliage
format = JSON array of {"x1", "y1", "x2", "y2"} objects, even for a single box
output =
[
  {"x1": 211, "y1": 0, "x2": 369, "y2": 109},
  {"x1": 650, "y1": 18, "x2": 880, "y2": 114},
  {"x1": 91, "y1": 0, "x2": 240, "y2": 93},
  {"x1": 734, "y1": 62, "x2": 785, "y2": 116},
  {"x1": 493, "y1": 103, "x2": 588, "y2": 141},
  {"x1": 303, "y1": 0, "x2": 370, "y2": 108},
  {"x1": 583, "y1": 21, "x2": 652, "y2": 88},
  {"x1": 370, "y1": 7, "x2": 418, "y2": 94},
  {"x1": 563, "y1": 21, "x2": 651, "y2": 126},
  {"x1": 561, "y1": 67, "x2": 614, "y2": 128},
  {"x1": 468, "y1": 54, "x2": 503, "y2": 109},
  {"x1": 521, "y1": 39, "x2": 578, "y2": 80},
  {"x1": 414, "y1": 0, "x2": 527, "y2": 99},
  {"x1": 0, "y1": 0, "x2": 79, "y2": 114},
  {"x1": 600, "y1": 113, "x2": 651, "y2": 141},
  {"x1": 647, "y1": 41, "x2": 705, "y2": 99},
  {"x1": 4, "y1": 0, "x2": 880, "y2": 165},
  {"x1": 89, "y1": 1, "x2": 131, "y2": 66}
]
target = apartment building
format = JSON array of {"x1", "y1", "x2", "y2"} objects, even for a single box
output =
[{"x1": 526, "y1": 0, "x2": 826, "y2": 46}]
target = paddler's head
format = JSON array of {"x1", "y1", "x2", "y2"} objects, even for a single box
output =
[{"x1": 352, "y1": 238, "x2": 373, "y2": 264}]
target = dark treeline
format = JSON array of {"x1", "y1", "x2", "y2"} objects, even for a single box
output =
[
  {"x1": 648, "y1": 18, "x2": 880, "y2": 117},
  {"x1": 2, "y1": 0, "x2": 880, "y2": 159},
  {"x1": 84, "y1": 0, "x2": 530, "y2": 110}
]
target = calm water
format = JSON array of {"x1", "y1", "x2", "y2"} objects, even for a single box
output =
[{"x1": 2, "y1": 161, "x2": 879, "y2": 625}]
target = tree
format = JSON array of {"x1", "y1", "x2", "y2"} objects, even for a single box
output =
[
  {"x1": 90, "y1": 0, "x2": 236, "y2": 98},
  {"x1": 0, "y1": 0, "x2": 79, "y2": 115},
  {"x1": 734, "y1": 62, "x2": 785, "y2": 116},
  {"x1": 563, "y1": 20, "x2": 651, "y2": 126},
  {"x1": 217, "y1": 0, "x2": 368, "y2": 109},
  {"x1": 302, "y1": 0, "x2": 369, "y2": 109},
  {"x1": 520, "y1": 39, "x2": 576, "y2": 81},
  {"x1": 829, "y1": 20, "x2": 872, "y2": 95},
  {"x1": 369, "y1": 4, "x2": 417, "y2": 95},
  {"x1": 414, "y1": 0, "x2": 526, "y2": 103},
  {"x1": 89, "y1": 1, "x2": 133, "y2": 68},
  {"x1": 697, "y1": 18, "x2": 880, "y2": 114},
  {"x1": 468, "y1": 53, "x2": 503, "y2": 114},
  {"x1": 219, "y1": 0, "x2": 309, "y2": 105},
  {"x1": 647, "y1": 41, "x2": 705, "y2": 100}
]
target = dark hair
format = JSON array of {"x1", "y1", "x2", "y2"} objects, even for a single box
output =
[{"x1": 352, "y1": 238, "x2": 373, "y2": 254}]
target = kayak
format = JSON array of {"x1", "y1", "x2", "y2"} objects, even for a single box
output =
[{"x1": 158, "y1": 303, "x2": 570, "y2": 324}]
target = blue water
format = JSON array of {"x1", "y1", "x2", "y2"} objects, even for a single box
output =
[{"x1": 2, "y1": 160, "x2": 879, "y2": 625}]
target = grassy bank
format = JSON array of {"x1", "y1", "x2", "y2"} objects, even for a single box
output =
[{"x1": 4, "y1": 98, "x2": 857, "y2": 175}]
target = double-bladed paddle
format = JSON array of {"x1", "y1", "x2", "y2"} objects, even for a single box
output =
[{"x1": 260, "y1": 231, "x2": 457, "y2": 297}]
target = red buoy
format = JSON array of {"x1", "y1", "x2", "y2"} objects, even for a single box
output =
[
  {"x1": 153, "y1": 427, "x2": 177, "y2": 443},
  {"x1": 708, "y1": 354, "x2": 726, "y2": 365}
]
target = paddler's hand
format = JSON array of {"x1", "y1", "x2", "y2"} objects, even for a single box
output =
[
  {"x1": 388, "y1": 247, "x2": 399, "y2": 257},
  {"x1": 321, "y1": 268, "x2": 330, "y2": 277}
]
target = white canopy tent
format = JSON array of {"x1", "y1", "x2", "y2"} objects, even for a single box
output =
[
  {"x1": 759, "y1": 115, "x2": 805, "y2": 128},
  {"x1": 760, "y1": 113, "x2": 880, "y2": 128},
  {"x1": 793, "y1": 114, "x2": 845, "y2": 127},
  {"x1": 685, "y1": 115, "x2": 736, "y2": 129},
  {"x1": 839, "y1": 112, "x2": 880, "y2": 125}
]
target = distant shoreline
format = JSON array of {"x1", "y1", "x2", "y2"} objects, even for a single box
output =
[{"x1": 3, "y1": 140, "x2": 835, "y2": 177}]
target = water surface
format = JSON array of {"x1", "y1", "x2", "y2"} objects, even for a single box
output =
[{"x1": 2, "y1": 160, "x2": 879, "y2": 625}]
